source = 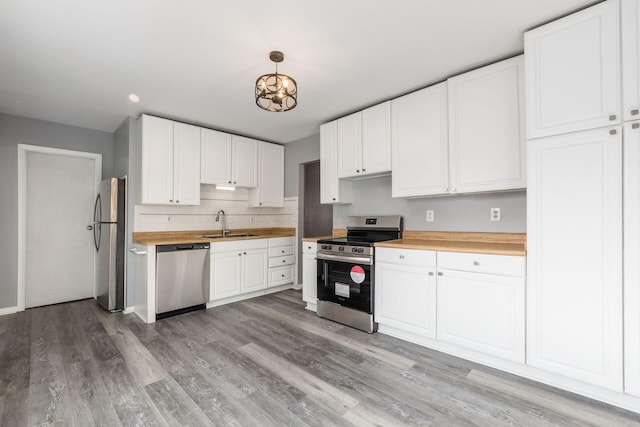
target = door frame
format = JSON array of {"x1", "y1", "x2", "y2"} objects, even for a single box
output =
[{"x1": 17, "y1": 144, "x2": 102, "y2": 311}]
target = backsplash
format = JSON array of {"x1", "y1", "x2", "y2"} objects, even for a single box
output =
[{"x1": 135, "y1": 185, "x2": 297, "y2": 232}]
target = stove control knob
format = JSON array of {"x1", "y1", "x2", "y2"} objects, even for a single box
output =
[
  {"x1": 321, "y1": 245, "x2": 331, "y2": 250},
  {"x1": 338, "y1": 246, "x2": 344, "y2": 252},
  {"x1": 358, "y1": 248, "x2": 364, "y2": 253}
]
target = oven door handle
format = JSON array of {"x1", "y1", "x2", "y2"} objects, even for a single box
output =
[{"x1": 317, "y1": 253, "x2": 373, "y2": 266}]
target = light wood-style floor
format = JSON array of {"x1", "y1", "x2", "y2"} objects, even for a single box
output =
[{"x1": 1, "y1": 289, "x2": 640, "y2": 426}]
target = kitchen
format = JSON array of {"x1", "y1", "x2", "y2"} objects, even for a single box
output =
[{"x1": 0, "y1": 2, "x2": 637, "y2": 426}]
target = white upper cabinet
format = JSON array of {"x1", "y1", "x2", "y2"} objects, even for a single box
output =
[
  {"x1": 524, "y1": 0, "x2": 621, "y2": 139},
  {"x1": 201, "y1": 128, "x2": 232, "y2": 186},
  {"x1": 140, "y1": 115, "x2": 200, "y2": 205},
  {"x1": 337, "y1": 111, "x2": 362, "y2": 178},
  {"x1": 527, "y1": 126, "x2": 623, "y2": 391},
  {"x1": 201, "y1": 130, "x2": 257, "y2": 188},
  {"x1": 448, "y1": 56, "x2": 526, "y2": 193},
  {"x1": 248, "y1": 142, "x2": 284, "y2": 207},
  {"x1": 337, "y1": 102, "x2": 392, "y2": 179},
  {"x1": 172, "y1": 122, "x2": 201, "y2": 205},
  {"x1": 362, "y1": 101, "x2": 392, "y2": 176},
  {"x1": 623, "y1": 0, "x2": 640, "y2": 121},
  {"x1": 392, "y1": 82, "x2": 449, "y2": 197},
  {"x1": 320, "y1": 121, "x2": 352, "y2": 204},
  {"x1": 232, "y1": 136, "x2": 258, "y2": 188}
]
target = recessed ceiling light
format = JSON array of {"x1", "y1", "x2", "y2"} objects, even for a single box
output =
[{"x1": 128, "y1": 93, "x2": 140, "y2": 103}]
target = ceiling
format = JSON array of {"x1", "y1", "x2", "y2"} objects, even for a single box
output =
[{"x1": 0, "y1": 0, "x2": 596, "y2": 144}]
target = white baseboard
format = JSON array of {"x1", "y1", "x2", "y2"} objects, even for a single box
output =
[
  {"x1": 123, "y1": 306, "x2": 135, "y2": 314},
  {"x1": 0, "y1": 306, "x2": 19, "y2": 316}
]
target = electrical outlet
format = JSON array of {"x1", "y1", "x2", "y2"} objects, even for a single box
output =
[
  {"x1": 490, "y1": 207, "x2": 501, "y2": 222},
  {"x1": 426, "y1": 210, "x2": 435, "y2": 222}
]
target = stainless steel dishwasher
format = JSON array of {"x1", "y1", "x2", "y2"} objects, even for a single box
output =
[{"x1": 156, "y1": 243, "x2": 210, "y2": 319}]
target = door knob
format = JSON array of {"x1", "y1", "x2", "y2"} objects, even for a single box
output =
[{"x1": 86, "y1": 225, "x2": 93, "y2": 230}]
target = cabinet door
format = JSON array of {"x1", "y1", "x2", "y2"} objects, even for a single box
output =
[
  {"x1": 527, "y1": 127, "x2": 622, "y2": 391},
  {"x1": 375, "y1": 262, "x2": 436, "y2": 339},
  {"x1": 625, "y1": 120, "x2": 640, "y2": 396},
  {"x1": 201, "y1": 128, "x2": 232, "y2": 185},
  {"x1": 232, "y1": 136, "x2": 258, "y2": 187},
  {"x1": 210, "y1": 251, "x2": 241, "y2": 300},
  {"x1": 242, "y1": 248, "x2": 268, "y2": 293},
  {"x1": 320, "y1": 122, "x2": 352, "y2": 204},
  {"x1": 302, "y1": 253, "x2": 317, "y2": 307},
  {"x1": 448, "y1": 56, "x2": 526, "y2": 193},
  {"x1": 362, "y1": 101, "x2": 391, "y2": 176},
  {"x1": 249, "y1": 142, "x2": 283, "y2": 207},
  {"x1": 437, "y1": 269, "x2": 525, "y2": 363},
  {"x1": 141, "y1": 115, "x2": 174, "y2": 204},
  {"x1": 623, "y1": 0, "x2": 640, "y2": 122},
  {"x1": 391, "y1": 82, "x2": 449, "y2": 197},
  {"x1": 337, "y1": 112, "x2": 363, "y2": 178},
  {"x1": 173, "y1": 122, "x2": 201, "y2": 205},
  {"x1": 524, "y1": 0, "x2": 621, "y2": 138}
]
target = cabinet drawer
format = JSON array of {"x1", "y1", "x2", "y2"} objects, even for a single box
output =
[
  {"x1": 269, "y1": 245, "x2": 294, "y2": 257},
  {"x1": 269, "y1": 236, "x2": 295, "y2": 247},
  {"x1": 376, "y1": 247, "x2": 436, "y2": 267},
  {"x1": 303, "y1": 241, "x2": 317, "y2": 254},
  {"x1": 270, "y1": 265, "x2": 294, "y2": 286},
  {"x1": 437, "y1": 251, "x2": 525, "y2": 277},
  {"x1": 269, "y1": 255, "x2": 295, "y2": 268}
]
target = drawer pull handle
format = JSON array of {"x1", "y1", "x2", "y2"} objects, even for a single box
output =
[
  {"x1": 282, "y1": 250, "x2": 285, "y2": 253},
  {"x1": 438, "y1": 272, "x2": 443, "y2": 276},
  {"x1": 399, "y1": 255, "x2": 404, "y2": 259},
  {"x1": 473, "y1": 261, "x2": 480, "y2": 266},
  {"x1": 428, "y1": 272, "x2": 434, "y2": 276},
  {"x1": 281, "y1": 274, "x2": 285, "y2": 277},
  {"x1": 609, "y1": 114, "x2": 617, "y2": 121},
  {"x1": 610, "y1": 129, "x2": 617, "y2": 135},
  {"x1": 282, "y1": 260, "x2": 286, "y2": 263},
  {"x1": 632, "y1": 109, "x2": 639, "y2": 116},
  {"x1": 633, "y1": 123, "x2": 640, "y2": 129}
]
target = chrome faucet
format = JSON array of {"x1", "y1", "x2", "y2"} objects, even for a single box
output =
[{"x1": 215, "y1": 209, "x2": 229, "y2": 237}]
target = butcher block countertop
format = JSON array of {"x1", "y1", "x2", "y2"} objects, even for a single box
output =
[
  {"x1": 133, "y1": 228, "x2": 295, "y2": 246},
  {"x1": 375, "y1": 231, "x2": 526, "y2": 256}
]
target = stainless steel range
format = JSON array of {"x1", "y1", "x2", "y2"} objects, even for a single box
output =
[{"x1": 316, "y1": 215, "x2": 402, "y2": 333}]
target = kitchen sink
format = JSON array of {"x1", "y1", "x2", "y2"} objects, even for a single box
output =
[{"x1": 198, "y1": 233, "x2": 257, "y2": 239}]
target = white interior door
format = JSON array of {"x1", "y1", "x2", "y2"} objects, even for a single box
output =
[{"x1": 25, "y1": 150, "x2": 98, "y2": 308}]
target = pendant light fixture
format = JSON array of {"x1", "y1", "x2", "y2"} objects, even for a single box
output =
[{"x1": 255, "y1": 51, "x2": 297, "y2": 112}]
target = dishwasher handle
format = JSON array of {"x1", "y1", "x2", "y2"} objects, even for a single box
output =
[{"x1": 157, "y1": 243, "x2": 210, "y2": 252}]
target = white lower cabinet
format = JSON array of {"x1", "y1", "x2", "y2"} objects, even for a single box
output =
[
  {"x1": 302, "y1": 241, "x2": 317, "y2": 311},
  {"x1": 210, "y1": 239, "x2": 268, "y2": 301},
  {"x1": 436, "y1": 252, "x2": 526, "y2": 363},
  {"x1": 527, "y1": 127, "x2": 623, "y2": 392},
  {"x1": 268, "y1": 237, "x2": 295, "y2": 288},
  {"x1": 624, "y1": 121, "x2": 640, "y2": 397},
  {"x1": 375, "y1": 248, "x2": 437, "y2": 339},
  {"x1": 375, "y1": 248, "x2": 525, "y2": 364}
]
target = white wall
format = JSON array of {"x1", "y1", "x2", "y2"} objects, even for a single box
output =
[{"x1": 0, "y1": 112, "x2": 115, "y2": 310}]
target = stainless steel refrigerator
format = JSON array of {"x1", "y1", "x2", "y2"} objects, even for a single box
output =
[{"x1": 93, "y1": 178, "x2": 125, "y2": 311}]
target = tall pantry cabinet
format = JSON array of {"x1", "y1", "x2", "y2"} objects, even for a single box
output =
[
  {"x1": 623, "y1": 0, "x2": 640, "y2": 398},
  {"x1": 526, "y1": 0, "x2": 640, "y2": 396}
]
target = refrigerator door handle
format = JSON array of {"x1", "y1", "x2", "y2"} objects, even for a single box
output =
[{"x1": 93, "y1": 194, "x2": 101, "y2": 251}]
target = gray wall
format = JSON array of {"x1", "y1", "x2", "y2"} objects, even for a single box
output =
[
  {"x1": 334, "y1": 176, "x2": 526, "y2": 232},
  {"x1": 113, "y1": 117, "x2": 139, "y2": 308},
  {"x1": 284, "y1": 133, "x2": 320, "y2": 197},
  {"x1": 0, "y1": 112, "x2": 115, "y2": 309}
]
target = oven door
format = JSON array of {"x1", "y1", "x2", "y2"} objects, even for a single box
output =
[{"x1": 317, "y1": 257, "x2": 373, "y2": 313}]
